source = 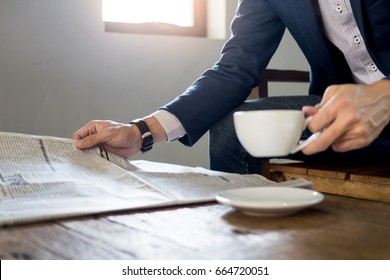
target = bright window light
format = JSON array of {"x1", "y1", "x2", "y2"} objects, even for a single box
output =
[{"x1": 102, "y1": 0, "x2": 194, "y2": 27}]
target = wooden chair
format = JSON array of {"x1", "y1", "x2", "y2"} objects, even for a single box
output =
[
  {"x1": 257, "y1": 69, "x2": 310, "y2": 98},
  {"x1": 255, "y1": 69, "x2": 390, "y2": 203}
]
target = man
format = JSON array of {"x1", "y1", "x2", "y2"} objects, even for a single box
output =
[{"x1": 73, "y1": 0, "x2": 390, "y2": 174}]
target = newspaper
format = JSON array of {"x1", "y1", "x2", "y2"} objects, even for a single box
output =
[{"x1": 0, "y1": 131, "x2": 312, "y2": 227}]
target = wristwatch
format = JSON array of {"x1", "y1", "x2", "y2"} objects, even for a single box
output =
[{"x1": 129, "y1": 119, "x2": 153, "y2": 153}]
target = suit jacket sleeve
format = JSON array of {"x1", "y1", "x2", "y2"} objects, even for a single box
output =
[{"x1": 160, "y1": 0, "x2": 286, "y2": 146}]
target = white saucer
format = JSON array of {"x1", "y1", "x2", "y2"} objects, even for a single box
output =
[{"x1": 216, "y1": 187, "x2": 324, "y2": 217}]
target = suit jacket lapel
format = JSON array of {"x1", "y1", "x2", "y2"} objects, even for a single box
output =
[
  {"x1": 291, "y1": 0, "x2": 336, "y2": 78},
  {"x1": 350, "y1": 0, "x2": 365, "y2": 39}
]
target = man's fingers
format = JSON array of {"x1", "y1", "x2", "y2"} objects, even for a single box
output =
[
  {"x1": 332, "y1": 139, "x2": 364, "y2": 152},
  {"x1": 303, "y1": 115, "x2": 373, "y2": 154},
  {"x1": 72, "y1": 122, "x2": 99, "y2": 141},
  {"x1": 302, "y1": 104, "x2": 321, "y2": 116},
  {"x1": 302, "y1": 128, "x2": 334, "y2": 154},
  {"x1": 306, "y1": 85, "x2": 352, "y2": 133},
  {"x1": 72, "y1": 120, "x2": 117, "y2": 147},
  {"x1": 75, "y1": 129, "x2": 114, "y2": 149},
  {"x1": 303, "y1": 112, "x2": 356, "y2": 154},
  {"x1": 74, "y1": 135, "x2": 96, "y2": 149}
]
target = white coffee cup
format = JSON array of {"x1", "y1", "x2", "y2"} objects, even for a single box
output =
[{"x1": 233, "y1": 110, "x2": 318, "y2": 157}]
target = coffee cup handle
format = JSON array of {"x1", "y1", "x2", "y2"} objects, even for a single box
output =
[
  {"x1": 290, "y1": 132, "x2": 320, "y2": 154},
  {"x1": 290, "y1": 116, "x2": 319, "y2": 154}
]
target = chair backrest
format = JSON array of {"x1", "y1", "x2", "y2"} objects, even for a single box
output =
[{"x1": 258, "y1": 69, "x2": 310, "y2": 98}]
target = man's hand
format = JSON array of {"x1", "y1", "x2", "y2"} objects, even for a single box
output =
[
  {"x1": 72, "y1": 120, "x2": 141, "y2": 159},
  {"x1": 301, "y1": 79, "x2": 390, "y2": 155},
  {"x1": 72, "y1": 116, "x2": 168, "y2": 159}
]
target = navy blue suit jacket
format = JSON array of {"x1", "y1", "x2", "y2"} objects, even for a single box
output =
[{"x1": 162, "y1": 0, "x2": 390, "y2": 146}]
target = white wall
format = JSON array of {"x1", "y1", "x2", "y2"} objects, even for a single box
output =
[{"x1": 0, "y1": 0, "x2": 308, "y2": 168}]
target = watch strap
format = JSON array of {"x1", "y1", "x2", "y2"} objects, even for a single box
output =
[{"x1": 130, "y1": 119, "x2": 153, "y2": 153}]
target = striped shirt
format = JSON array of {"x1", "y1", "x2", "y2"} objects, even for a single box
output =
[{"x1": 317, "y1": 0, "x2": 385, "y2": 84}]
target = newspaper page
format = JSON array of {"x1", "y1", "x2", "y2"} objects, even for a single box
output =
[
  {"x1": 129, "y1": 160, "x2": 313, "y2": 202},
  {"x1": 0, "y1": 131, "x2": 312, "y2": 227}
]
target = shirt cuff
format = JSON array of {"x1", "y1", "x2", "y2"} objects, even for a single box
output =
[{"x1": 151, "y1": 110, "x2": 187, "y2": 142}]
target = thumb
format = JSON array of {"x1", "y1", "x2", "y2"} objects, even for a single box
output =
[
  {"x1": 74, "y1": 134, "x2": 101, "y2": 149},
  {"x1": 302, "y1": 104, "x2": 321, "y2": 116}
]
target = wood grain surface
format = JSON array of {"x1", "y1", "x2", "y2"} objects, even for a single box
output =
[{"x1": 0, "y1": 194, "x2": 389, "y2": 260}]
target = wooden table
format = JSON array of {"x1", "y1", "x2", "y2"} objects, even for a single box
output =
[{"x1": 0, "y1": 193, "x2": 389, "y2": 260}]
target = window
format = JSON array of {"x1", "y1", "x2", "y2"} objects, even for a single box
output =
[{"x1": 102, "y1": 0, "x2": 207, "y2": 37}]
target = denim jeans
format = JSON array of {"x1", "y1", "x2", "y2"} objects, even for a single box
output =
[{"x1": 209, "y1": 95, "x2": 390, "y2": 174}]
